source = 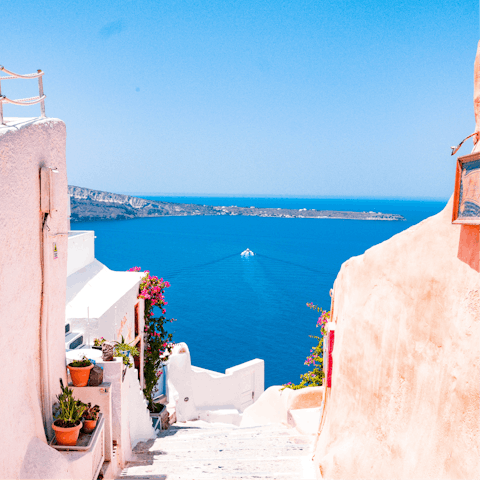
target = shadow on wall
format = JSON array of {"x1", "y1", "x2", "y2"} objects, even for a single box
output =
[{"x1": 458, "y1": 225, "x2": 480, "y2": 272}]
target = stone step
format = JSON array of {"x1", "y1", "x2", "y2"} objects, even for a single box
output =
[
  {"x1": 143, "y1": 434, "x2": 310, "y2": 449},
  {"x1": 130, "y1": 444, "x2": 311, "y2": 463},
  {"x1": 154, "y1": 421, "x2": 292, "y2": 438},
  {"x1": 119, "y1": 420, "x2": 316, "y2": 480},
  {"x1": 120, "y1": 457, "x2": 311, "y2": 479},
  {"x1": 153, "y1": 428, "x2": 303, "y2": 440}
]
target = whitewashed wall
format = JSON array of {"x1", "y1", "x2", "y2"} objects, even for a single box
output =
[
  {"x1": 66, "y1": 262, "x2": 142, "y2": 346},
  {"x1": 67, "y1": 230, "x2": 95, "y2": 277},
  {"x1": 0, "y1": 118, "x2": 70, "y2": 479}
]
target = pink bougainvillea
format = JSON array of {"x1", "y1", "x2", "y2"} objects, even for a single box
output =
[
  {"x1": 283, "y1": 302, "x2": 329, "y2": 390},
  {"x1": 129, "y1": 267, "x2": 175, "y2": 410}
]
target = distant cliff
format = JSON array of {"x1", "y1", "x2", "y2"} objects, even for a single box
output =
[
  {"x1": 68, "y1": 185, "x2": 219, "y2": 221},
  {"x1": 68, "y1": 186, "x2": 405, "y2": 222}
]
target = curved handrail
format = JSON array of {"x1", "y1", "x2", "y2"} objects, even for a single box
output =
[
  {"x1": 0, "y1": 66, "x2": 44, "y2": 80},
  {"x1": 0, "y1": 66, "x2": 46, "y2": 125},
  {"x1": 1, "y1": 95, "x2": 46, "y2": 106}
]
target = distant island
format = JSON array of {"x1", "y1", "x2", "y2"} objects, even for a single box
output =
[{"x1": 69, "y1": 186, "x2": 406, "y2": 222}]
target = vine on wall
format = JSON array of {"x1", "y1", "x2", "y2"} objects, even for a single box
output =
[{"x1": 129, "y1": 267, "x2": 175, "y2": 411}]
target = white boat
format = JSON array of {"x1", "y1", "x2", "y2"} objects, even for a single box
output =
[{"x1": 241, "y1": 248, "x2": 254, "y2": 257}]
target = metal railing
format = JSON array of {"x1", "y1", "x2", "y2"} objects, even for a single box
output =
[{"x1": 0, "y1": 65, "x2": 46, "y2": 125}]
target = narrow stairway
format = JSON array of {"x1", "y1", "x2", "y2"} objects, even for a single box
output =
[{"x1": 118, "y1": 420, "x2": 317, "y2": 480}]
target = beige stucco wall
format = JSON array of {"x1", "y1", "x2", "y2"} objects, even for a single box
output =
[
  {"x1": 315, "y1": 198, "x2": 480, "y2": 480},
  {"x1": 0, "y1": 118, "x2": 69, "y2": 479}
]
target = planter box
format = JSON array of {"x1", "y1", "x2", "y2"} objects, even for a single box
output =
[
  {"x1": 50, "y1": 414, "x2": 105, "y2": 480},
  {"x1": 150, "y1": 405, "x2": 169, "y2": 431}
]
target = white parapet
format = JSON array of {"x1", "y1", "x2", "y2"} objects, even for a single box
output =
[
  {"x1": 67, "y1": 230, "x2": 95, "y2": 277},
  {"x1": 240, "y1": 385, "x2": 325, "y2": 432},
  {"x1": 166, "y1": 343, "x2": 265, "y2": 424},
  {"x1": 126, "y1": 367, "x2": 156, "y2": 447}
]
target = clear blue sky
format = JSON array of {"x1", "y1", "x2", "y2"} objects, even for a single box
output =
[{"x1": 2, "y1": 0, "x2": 479, "y2": 198}]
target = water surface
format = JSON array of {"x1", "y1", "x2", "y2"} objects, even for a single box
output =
[{"x1": 72, "y1": 197, "x2": 447, "y2": 387}]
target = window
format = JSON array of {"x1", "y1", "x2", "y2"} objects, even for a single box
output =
[{"x1": 69, "y1": 335, "x2": 83, "y2": 350}]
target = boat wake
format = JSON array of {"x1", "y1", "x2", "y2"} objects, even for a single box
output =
[{"x1": 241, "y1": 248, "x2": 254, "y2": 257}]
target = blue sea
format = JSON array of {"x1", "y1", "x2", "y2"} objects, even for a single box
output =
[{"x1": 71, "y1": 197, "x2": 447, "y2": 388}]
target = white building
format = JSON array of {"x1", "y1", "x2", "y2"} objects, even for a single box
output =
[
  {"x1": 0, "y1": 113, "x2": 267, "y2": 480},
  {"x1": 65, "y1": 230, "x2": 146, "y2": 383}
]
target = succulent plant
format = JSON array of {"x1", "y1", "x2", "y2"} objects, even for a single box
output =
[
  {"x1": 53, "y1": 379, "x2": 87, "y2": 428},
  {"x1": 82, "y1": 403, "x2": 100, "y2": 421}
]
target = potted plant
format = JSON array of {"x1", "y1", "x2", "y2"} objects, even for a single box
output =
[
  {"x1": 114, "y1": 336, "x2": 139, "y2": 368},
  {"x1": 52, "y1": 380, "x2": 86, "y2": 446},
  {"x1": 81, "y1": 403, "x2": 100, "y2": 433},
  {"x1": 92, "y1": 337, "x2": 106, "y2": 350},
  {"x1": 67, "y1": 355, "x2": 94, "y2": 387}
]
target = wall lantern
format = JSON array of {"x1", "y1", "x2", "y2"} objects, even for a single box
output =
[{"x1": 452, "y1": 152, "x2": 480, "y2": 225}]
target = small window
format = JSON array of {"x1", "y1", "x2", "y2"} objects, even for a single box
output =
[
  {"x1": 69, "y1": 336, "x2": 83, "y2": 350},
  {"x1": 135, "y1": 302, "x2": 139, "y2": 336},
  {"x1": 65, "y1": 323, "x2": 70, "y2": 334}
]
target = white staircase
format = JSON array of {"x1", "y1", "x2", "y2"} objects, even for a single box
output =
[{"x1": 118, "y1": 420, "x2": 317, "y2": 480}]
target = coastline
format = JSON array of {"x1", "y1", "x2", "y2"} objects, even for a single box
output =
[{"x1": 69, "y1": 186, "x2": 406, "y2": 222}]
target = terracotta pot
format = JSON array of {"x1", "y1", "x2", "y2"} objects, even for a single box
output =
[
  {"x1": 52, "y1": 421, "x2": 82, "y2": 446},
  {"x1": 67, "y1": 363, "x2": 94, "y2": 387},
  {"x1": 81, "y1": 418, "x2": 97, "y2": 434}
]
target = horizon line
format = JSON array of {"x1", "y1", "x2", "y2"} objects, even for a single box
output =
[{"x1": 120, "y1": 192, "x2": 450, "y2": 202}]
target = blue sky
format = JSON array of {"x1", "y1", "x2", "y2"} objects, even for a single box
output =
[{"x1": 2, "y1": 0, "x2": 478, "y2": 198}]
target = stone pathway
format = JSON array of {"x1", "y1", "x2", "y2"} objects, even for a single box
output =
[{"x1": 118, "y1": 420, "x2": 317, "y2": 480}]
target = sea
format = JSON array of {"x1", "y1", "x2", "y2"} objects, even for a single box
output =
[{"x1": 71, "y1": 197, "x2": 448, "y2": 388}]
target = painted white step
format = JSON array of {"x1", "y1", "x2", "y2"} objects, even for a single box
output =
[
  {"x1": 119, "y1": 421, "x2": 316, "y2": 480},
  {"x1": 198, "y1": 407, "x2": 242, "y2": 426}
]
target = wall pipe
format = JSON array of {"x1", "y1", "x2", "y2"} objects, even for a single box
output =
[
  {"x1": 39, "y1": 165, "x2": 59, "y2": 441},
  {"x1": 40, "y1": 211, "x2": 53, "y2": 440}
]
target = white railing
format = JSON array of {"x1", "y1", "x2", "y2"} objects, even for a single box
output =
[{"x1": 0, "y1": 65, "x2": 46, "y2": 125}]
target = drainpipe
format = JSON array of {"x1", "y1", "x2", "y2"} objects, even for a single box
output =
[
  {"x1": 39, "y1": 166, "x2": 58, "y2": 441},
  {"x1": 40, "y1": 214, "x2": 53, "y2": 440}
]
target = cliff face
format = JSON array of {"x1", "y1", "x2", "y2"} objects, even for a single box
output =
[
  {"x1": 315, "y1": 198, "x2": 479, "y2": 479},
  {"x1": 68, "y1": 185, "x2": 219, "y2": 221}
]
